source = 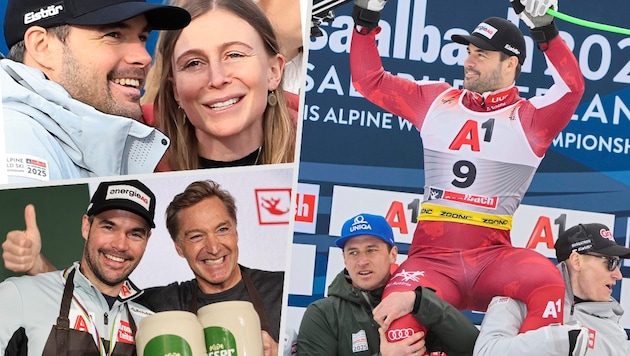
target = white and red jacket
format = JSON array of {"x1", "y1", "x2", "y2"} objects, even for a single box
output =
[{"x1": 473, "y1": 262, "x2": 630, "y2": 356}]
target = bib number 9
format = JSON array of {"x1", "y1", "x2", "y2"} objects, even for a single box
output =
[{"x1": 451, "y1": 160, "x2": 476, "y2": 188}]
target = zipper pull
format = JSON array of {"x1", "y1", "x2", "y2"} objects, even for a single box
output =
[{"x1": 104, "y1": 312, "x2": 109, "y2": 325}]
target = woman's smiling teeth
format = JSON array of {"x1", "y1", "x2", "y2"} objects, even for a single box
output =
[
  {"x1": 210, "y1": 98, "x2": 239, "y2": 110},
  {"x1": 113, "y1": 78, "x2": 140, "y2": 88}
]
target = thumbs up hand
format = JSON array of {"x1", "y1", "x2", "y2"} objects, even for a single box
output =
[{"x1": 2, "y1": 204, "x2": 52, "y2": 275}]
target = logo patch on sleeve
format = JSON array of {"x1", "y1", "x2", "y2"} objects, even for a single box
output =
[{"x1": 6, "y1": 154, "x2": 50, "y2": 181}]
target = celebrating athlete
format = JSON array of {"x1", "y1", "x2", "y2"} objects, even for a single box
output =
[{"x1": 349, "y1": 0, "x2": 585, "y2": 346}]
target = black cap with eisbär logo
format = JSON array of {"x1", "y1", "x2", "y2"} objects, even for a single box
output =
[
  {"x1": 87, "y1": 179, "x2": 156, "y2": 228},
  {"x1": 3, "y1": 0, "x2": 191, "y2": 48},
  {"x1": 451, "y1": 17, "x2": 526, "y2": 65}
]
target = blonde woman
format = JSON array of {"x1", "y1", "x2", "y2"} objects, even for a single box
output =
[{"x1": 144, "y1": 0, "x2": 297, "y2": 170}]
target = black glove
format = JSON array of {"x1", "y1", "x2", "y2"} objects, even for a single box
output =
[
  {"x1": 412, "y1": 286, "x2": 423, "y2": 314},
  {"x1": 352, "y1": 0, "x2": 387, "y2": 32}
]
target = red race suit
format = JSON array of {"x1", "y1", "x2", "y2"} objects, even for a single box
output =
[{"x1": 350, "y1": 27, "x2": 585, "y2": 341}]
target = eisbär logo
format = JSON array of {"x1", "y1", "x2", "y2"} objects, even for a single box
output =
[
  {"x1": 472, "y1": 22, "x2": 498, "y2": 39},
  {"x1": 349, "y1": 215, "x2": 372, "y2": 233},
  {"x1": 504, "y1": 44, "x2": 521, "y2": 56},
  {"x1": 24, "y1": 4, "x2": 64, "y2": 25},
  {"x1": 106, "y1": 185, "x2": 151, "y2": 211}
]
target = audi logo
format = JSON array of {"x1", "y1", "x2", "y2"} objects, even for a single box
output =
[{"x1": 387, "y1": 328, "x2": 415, "y2": 341}]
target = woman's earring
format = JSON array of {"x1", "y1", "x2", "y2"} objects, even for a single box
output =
[{"x1": 267, "y1": 90, "x2": 278, "y2": 106}]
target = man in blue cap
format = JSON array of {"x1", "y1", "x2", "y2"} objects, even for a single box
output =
[{"x1": 297, "y1": 213, "x2": 478, "y2": 356}]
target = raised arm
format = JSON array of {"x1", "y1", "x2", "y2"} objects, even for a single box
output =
[
  {"x1": 349, "y1": 0, "x2": 450, "y2": 128},
  {"x1": 510, "y1": 0, "x2": 585, "y2": 155}
]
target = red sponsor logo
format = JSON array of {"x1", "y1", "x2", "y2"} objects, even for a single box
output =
[
  {"x1": 441, "y1": 190, "x2": 498, "y2": 209},
  {"x1": 118, "y1": 320, "x2": 134, "y2": 344},
  {"x1": 588, "y1": 327, "x2": 596, "y2": 349},
  {"x1": 26, "y1": 158, "x2": 47, "y2": 167},
  {"x1": 73, "y1": 315, "x2": 89, "y2": 332},
  {"x1": 255, "y1": 188, "x2": 291, "y2": 225},
  {"x1": 475, "y1": 24, "x2": 496, "y2": 36},
  {"x1": 600, "y1": 229, "x2": 614, "y2": 241},
  {"x1": 488, "y1": 93, "x2": 508, "y2": 103},
  {"x1": 387, "y1": 328, "x2": 414, "y2": 341},
  {"x1": 295, "y1": 193, "x2": 316, "y2": 223},
  {"x1": 120, "y1": 283, "x2": 132, "y2": 298}
]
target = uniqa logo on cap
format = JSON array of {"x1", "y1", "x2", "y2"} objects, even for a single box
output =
[{"x1": 350, "y1": 215, "x2": 372, "y2": 233}]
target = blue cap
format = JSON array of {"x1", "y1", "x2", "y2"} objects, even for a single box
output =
[{"x1": 335, "y1": 213, "x2": 395, "y2": 248}]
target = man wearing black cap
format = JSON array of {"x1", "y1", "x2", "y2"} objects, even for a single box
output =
[
  {"x1": 1, "y1": 0, "x2": 190, "y2": 183},
  {"x1": 297, "y1": 213, "x2": 479, "y2": 356},
  {"x1": 474, "y1": 223, "x2": 630, "y2": 355},
  {"x1": 349, "y1": 0, "x2": 584, "y2": 345},
  {"x1": 0, "y1": 179, "x2": 157, "y2": 355},
  {"x1": 2, "y1": 179, "x2": 285, "y2": 356}
]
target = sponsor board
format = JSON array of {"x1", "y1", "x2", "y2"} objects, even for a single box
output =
[
  {"x1": 294, "y1": 183, "x2": 320, "y2": 234},
  {"x1": 329, "y1": 185, "x2": 616, "y2": 259}
]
